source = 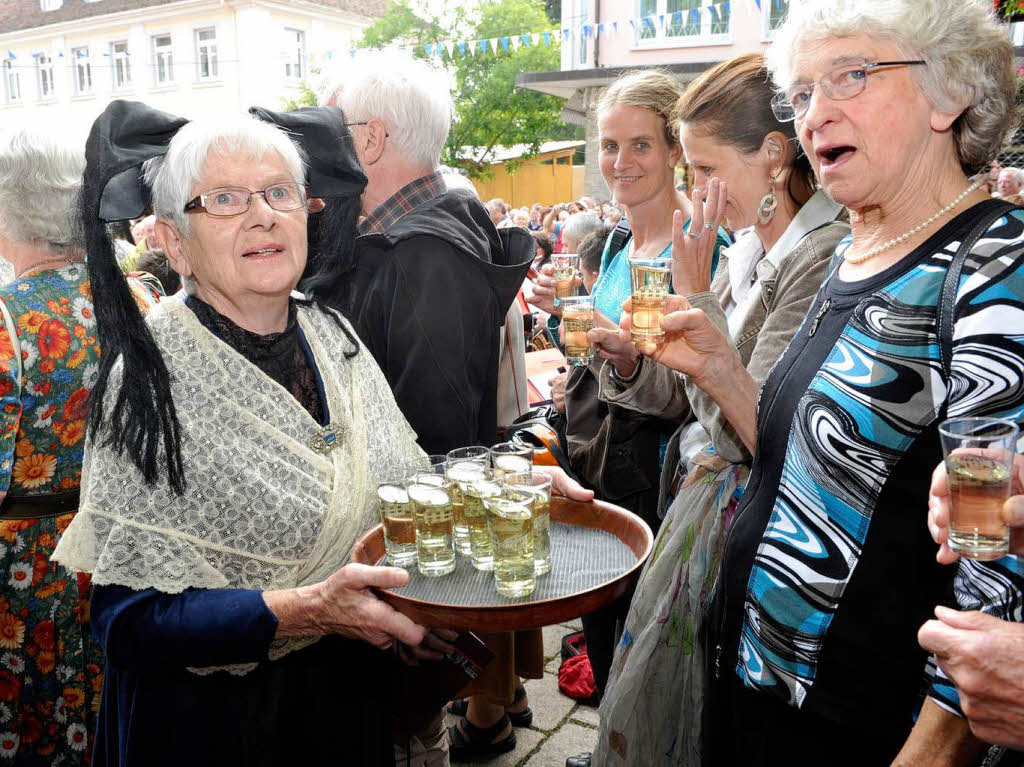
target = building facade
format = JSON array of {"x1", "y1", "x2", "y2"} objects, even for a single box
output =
[{"x1": 0, "y1": 0, "x2": 383, "y2": 126}]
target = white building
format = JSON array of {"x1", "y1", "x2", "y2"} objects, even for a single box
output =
[{"x1": 0, "y1": 0, "x2": 383, "y2": 125}]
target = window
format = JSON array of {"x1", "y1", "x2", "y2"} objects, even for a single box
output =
[
  {"x1": 283, "y1": 28, "x2": 305, "y2": 79},
  {"x1": 152, "y1": 34, "x2": 173, "y2": 85},
  {"x1": 636, "y1": 0, "x2": 730, "y2": 43},
  {"x1": 71, "y1": 46, "x2": 92, "y2": 95},
  {"x1": 39, "y1": 0, "x2": 62, "y2": 10},
  {"x1": 195, "y1": 27, "x2": 218, "y2": 80},
  {"x1": 2, "y1": 61, "x2": 20, "y2": 105},
  {"x1": 111, "y1": 40, "x2": 131, "y2": 89},
  {"x1": 36, "y1": 52, "x2": 55, "y2": 99},
  {"x1": 765, "y1": 0, "x2": 790, "y2": 34}
]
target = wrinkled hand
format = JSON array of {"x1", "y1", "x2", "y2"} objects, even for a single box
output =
[
  {"x1": 312, "y1": 563, "x2": 425, "y2": 650},
  {"x1": 919, "y1": 607, "x2": 1024, "y2": 750},
  {"x1": 534, "y1": 465, "x2": 594, "y2": 502},
  {"x1": 397, "y1": 628, "x2": 458, "y2": 666},
  {"x1": 619, "y1": 295, "x2": 735, "y2": 388},
  {"x1": 672, "y1": 178, "x2": 727, "y2": 296},
  {"x1": 928, "y1": 455, "x2": 1024, "y2": 564},
  {"x1": 549, "y1": 371, "x2": 568, "y2": 414}
]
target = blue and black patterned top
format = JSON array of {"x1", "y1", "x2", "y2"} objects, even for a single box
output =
[{"x1": 707, "y1": 201, "x2": 1024, "y2": 753}]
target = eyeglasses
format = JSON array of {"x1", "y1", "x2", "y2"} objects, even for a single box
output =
[
  {"x1": 771, "y1": 59, "x2": 926, "y2": 122},
  {"x1": 183, "y1": 182, "x2": 308, "y2": 217},
  {"x1": 343, "y1": 119, "x2": 389, "y2": 138}
]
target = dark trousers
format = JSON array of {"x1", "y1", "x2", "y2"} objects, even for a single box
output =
[{"x1": 580, "y1": 588, "x2": 632, "y2": 698}]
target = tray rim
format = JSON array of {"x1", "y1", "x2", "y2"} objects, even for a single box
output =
[{"x1": 352, "y1": 496, "x2": 654, "y2": 631}]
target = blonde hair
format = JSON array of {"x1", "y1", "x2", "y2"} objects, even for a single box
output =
[
  {"x1": 766, "y1": 0, "x2": 1019, "y2": 175},
  {"x1": 596, "y1": 69, "x2": 684, "y2": 147}
]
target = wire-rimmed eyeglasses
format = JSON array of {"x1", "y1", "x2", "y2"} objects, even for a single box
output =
[
  {"x1": 771, "y1": 60, "x2": 926, "y2": 122},
  {"x1": 183, "y1": 182, "x2": 309, "y2": 217}
]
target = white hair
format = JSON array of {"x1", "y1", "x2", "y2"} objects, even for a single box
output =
[
  {"x1": 0, "y1": 126, "x2": 84, "y2": 253},
  {"x1": 1000, "y1": 167, "x2": 1024, "y2": 185},
  {"x1": 563, "y1": 212, "x2": 604, "y2": 244},
  {"x1": 144, "y1": 114, "x2": 305, "y2": 238},
  {"x1": 324, "y1": 50, "x2": 452, "y2": 170},
  {"x1": 765, "y1": 0, "x2": 1019, "y2": 174}
]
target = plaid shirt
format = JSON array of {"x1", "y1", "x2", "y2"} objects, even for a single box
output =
[{"x1": 357, "y1": 171, "x2": 446, "y2": 235}]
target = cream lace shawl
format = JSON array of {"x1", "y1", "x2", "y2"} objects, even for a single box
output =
[{"x1": 52, "y1": 297, "x2": 424, "y2": 670}]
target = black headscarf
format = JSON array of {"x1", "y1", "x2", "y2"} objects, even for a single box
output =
[
  {"x1": 247, "y1": 106, "x2": 367, "y2": 300},
  {"x1": 82, "y1": 100, "x2": 189, "y2": 493}
]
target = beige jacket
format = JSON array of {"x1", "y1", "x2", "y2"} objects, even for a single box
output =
[{"x1": 599, "y1": 192, "x2": 849, "y2": 505}]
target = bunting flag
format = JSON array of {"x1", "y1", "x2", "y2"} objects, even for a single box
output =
[
  {"x1": 458, "y1": 41, "x2": 467, "y2": 57},
  {"x1": 478, "y1": 39, "x2": 487, "y2": 54},
  {"x1": 500, "y1": 36, "x2": 511, "y2": 52},
  {"x1": 612, "y1": 20, "x2": 619, "y2": 33},
  {"x1": 423, "y1": 43, "x2": 434, "y2": 57},
  {"x1": 562, "y1": 28, "x2": 571, "y2": 42},
  {"x1": 541, "y1": 31, "x2": 550, "y2": 46}
]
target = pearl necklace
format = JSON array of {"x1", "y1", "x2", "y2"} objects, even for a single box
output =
[{"x1": 843, "y1": 179, "x2": 984, "y2": 265}]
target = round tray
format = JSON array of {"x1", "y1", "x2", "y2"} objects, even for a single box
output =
[{"x1": 351, "y1": 497, "x2": 653, "y2": 631}]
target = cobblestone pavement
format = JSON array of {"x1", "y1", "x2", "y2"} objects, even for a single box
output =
[{"x1": 445, "y1": 620, "x2": 599, "y2": 767}]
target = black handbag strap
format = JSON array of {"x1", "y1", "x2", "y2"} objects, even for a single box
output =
[
  {"x1": 608, "y1": 217, "x2": 632, "y2": 257},
  {"x1": 938, "y1": 200, "x2": 1019, "y2": 379}
]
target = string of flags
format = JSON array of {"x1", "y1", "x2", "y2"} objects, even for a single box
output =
[{"x1": 3, "y1": 0, "x2": 786, "y2": 69}]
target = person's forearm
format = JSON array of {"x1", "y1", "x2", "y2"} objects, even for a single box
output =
[
  {"x1": 891, "y1": 699, "x2": 985, "y2": 767},
  {"x1": 695, "y1": 353, "x2": 758, "y2": 453}
]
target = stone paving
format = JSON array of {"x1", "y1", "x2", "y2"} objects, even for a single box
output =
[{"x1": 445, "y1": 620, "x2": 599, "y2": 767}]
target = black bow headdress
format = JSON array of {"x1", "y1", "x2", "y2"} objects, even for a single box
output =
[
  {"x1": 248, "y1": 105, "x2": 367, "y2": 355},
  {"x1": 83, "y1": 100, "x2": 189, "y2": 493}
]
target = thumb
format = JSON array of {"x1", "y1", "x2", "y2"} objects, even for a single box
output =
[
  {"x1": 933, "y1": 605, "x2": 1002, "y2": 632},
  {"x1": 661, "y1": 308, "x2": 707, "y2": 333},
  {"x1": 1002, "y1": 495, "x2": 1024, "y2": 527},
  {"x1": 342, "y1": 563, "x2": 410, "y2": 590},
  {"x1": 918, "y1": 618, "x2": 963, "y2": 658}
]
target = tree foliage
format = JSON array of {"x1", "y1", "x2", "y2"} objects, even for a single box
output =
[{"x1": 358, "y1": 0, "x2": 571, "y2": 178}]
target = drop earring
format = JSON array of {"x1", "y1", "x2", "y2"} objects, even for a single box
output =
[{"x1": 758, "y1": 172, "x2": 778, "y2": 225}]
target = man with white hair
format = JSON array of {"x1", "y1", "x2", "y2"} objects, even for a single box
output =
[
  {"x1": 322, "y1": 51, "x2": 533, "y2": 457},
  {"x1": 997, "y1": 166, "x2": 1024, "y2": 198},
  {"x1": 321, "y1": 56, "x2": 535, "y2": 764}
]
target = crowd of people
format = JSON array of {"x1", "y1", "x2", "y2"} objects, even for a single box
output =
[{"x1": 0, "y1": 0, "x2": 1023, "y2": 766}]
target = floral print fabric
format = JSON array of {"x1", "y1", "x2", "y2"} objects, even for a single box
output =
[{"x1": 0, "y1": 265, "x2": 155, "y2": 765}]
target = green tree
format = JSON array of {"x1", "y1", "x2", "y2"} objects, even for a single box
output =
[
  {"x1": 358, "y1": 0, "x2": 570, "y2": 179},
  {"x1": 281, "y1": 80, "x2": 319, "y2": 110}
]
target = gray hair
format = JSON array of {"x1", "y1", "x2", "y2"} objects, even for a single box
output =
[
  {"x1": 324, "y1": 50, "x2": 452, "y2": 170},
  {"x1": 765, "y1": 0, "x2": 1019, "y2": 175},
  {"x1": 0, "y1": 126, "x2": 84, "y2": 253},
  {"x1": 563, "y1": 212, "x2": 604, "y2": 247},
  {"x1": 144, "y1": 114, "x2": 305, "y2": 239}
]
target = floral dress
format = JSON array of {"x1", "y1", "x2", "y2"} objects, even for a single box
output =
[{"x1": 0, "y1": 264, "x2": 155, "y2": 766}]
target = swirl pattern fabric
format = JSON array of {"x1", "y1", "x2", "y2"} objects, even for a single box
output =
[
  {"x1": 737, "y1": 211, "x2": 1024, "y2": 709},
  {"x1": 53, "y1": 297, "x2": 424, "y2": 671}
]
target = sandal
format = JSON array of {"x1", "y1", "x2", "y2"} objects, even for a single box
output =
[
  {"x1": 448, "y1": 713, "x2": 516, "y2": 761},
  {"x1": 447, "y1": 684, "x2": 533, "y2": 728}
]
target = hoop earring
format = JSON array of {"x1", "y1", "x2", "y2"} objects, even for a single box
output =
[{"x1": 758, "y1": 174, "x2": 778, "y2": 225}]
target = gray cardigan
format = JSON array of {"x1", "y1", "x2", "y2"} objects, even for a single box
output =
[{"x1": 599, "y1": 196, "x2": 850, "y2": 510}]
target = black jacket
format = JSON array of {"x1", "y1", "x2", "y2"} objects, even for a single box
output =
[{"x1": 324, "y1": 188, "x2": 534, "y2": 455}]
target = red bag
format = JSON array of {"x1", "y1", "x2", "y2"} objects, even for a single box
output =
[{"x1": 557, "y1": 631, "x2": 597, "y2": 700}]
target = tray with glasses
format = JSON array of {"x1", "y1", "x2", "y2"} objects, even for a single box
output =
[
  {"x1": 350, "y1": 443, "x2": 653, "y2": 631},
  {"x1": 351, "y1": 496, "x2": 652, "y2": 631}
]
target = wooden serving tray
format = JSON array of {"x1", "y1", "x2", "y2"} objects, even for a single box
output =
[{"x1": 350, "y1": 497, "x2": 653, "y2": 631}]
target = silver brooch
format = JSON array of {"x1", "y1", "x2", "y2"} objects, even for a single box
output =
[{"x1": 309, "y1": 423, "x2": 344, "y2": 454}]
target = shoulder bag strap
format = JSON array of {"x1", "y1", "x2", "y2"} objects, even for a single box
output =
[
  {"x1": 609, "y1": 217, "x2": 632, "y2": 257},
  {"x1": 938, "y1": 200, "x2": 1018, "y2": 380}
]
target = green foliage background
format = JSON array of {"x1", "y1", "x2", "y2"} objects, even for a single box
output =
[{"x1": 358, "y1": 0, "x2": 576, "y2": 179}]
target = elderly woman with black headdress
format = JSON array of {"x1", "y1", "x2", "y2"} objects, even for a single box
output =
[{"x1": 51, "y1": 102, "x2": 431, "y2": 766}]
